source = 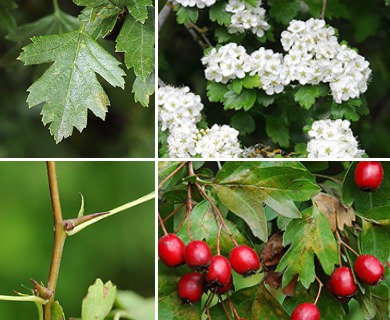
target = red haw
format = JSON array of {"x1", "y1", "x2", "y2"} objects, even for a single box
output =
[
  {"x1": 158, "y1": 234, "x2": 185, "y2": 268},
  {"x1": 354, "y1": 161, "x2": 384, "y2": 191},
  {"x1": 354, "y1": 254, "x2": 385, "y2": 286},
  {"x1": 291, "y1": 302, "x2": 320, "y2": 320}
]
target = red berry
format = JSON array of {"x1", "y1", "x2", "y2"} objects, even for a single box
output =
[
  {"x1": 291, "y1": 302, "x2": 320, "y2": 320},
  {"x1": 354, "y1": 161, "x2": 384, "y2": 192},
  {"x1": 215, "y1": 276, "x2": 233, "y2": 295},
  {"x1": 184, "y1": 240, "x2": 212, "y2": 270},
  {"x1": 158, "y1": 234, "x2": 185, "y2": 268},
  {"x1": 178, "y1": 272, "x2": 205, "y2": 304},
  {"x1": 229, "y1": 245, "x2": 260, "y2": 276},
  {"x1": 330, "y1": 267, "x2": 357, "y2": 298},
  {"x1": 354, "y1": 254, "x2": 385, "y2": 286},
  {"x1": 205, "y1": 255, "x2": 232, "y2": 290}
]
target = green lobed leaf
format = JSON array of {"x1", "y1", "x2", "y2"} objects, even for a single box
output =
[
  {"x1": 264, "y1": 114, "x2": 290, "y2": 148},
  {"x1": 223, "y1": 88, "x2": 257, "y2": 111},
  {"x1": 210, "y1": 283, "x2": 289, "y2": 319},
  {"x1": 341, "y1": 162, "x2": 390, "y2": 213},
  {"x1": 207, "y1": 81, "x2": 229, "y2": 102},
  {"x1": 132, "y1": 72, "x2": 155, "y2": 107},
  {"x1": 276, "y1": 206, "x2": 338, "y2": 289},
  {"x1": 269, "y1": 0, "x2": 300, "y2": 24},
  {"x1": 294, "y1": 85, "x2": 322, "y2": 109},
  {"x1": 125, "y1": 0, "x2": 152, "y2": 23},
  {"x1": 177, "y1": 200, "x2": 248, "y2": 256},
  {"x1": 115, "y1": 290, "x2": 154, "y2": 320},
  {"x1": 304, "y1": 0, "x2": 349, "y2": 19},
  {"x1": 231, "y1": 112, "x2": 256, "y2": 135},
  {"x1": 209, "y1": 1, "x2": 231, "y2": 26},
  {"x1": 81, "y1": 279, "x2": 117, "y2": 320},
  {"x1": 52, "y1": 301, "x2": 65, "y2": 320},
  {"x1": 360, "y1": 220, "x2": 390, "y2": 264},
  {"x1": 330, "y1": 97, "x2": 369, "y2": 122},
  {"x1": 211, "y1": 162, "x2": 320, "y2": 242},
  {"x1": 175, "y1": 6, "x2": 199, "y2": 24},
  {"x1": 116, "y1": 9, "x2": 154, "y2": 81},
  {"x1": 18, "y1": 30, "x2": 125, "y2": 143},
  {"x1": 75, "y1": 0, "x2": 123, "y2": 39},
  {"x1": 257, "y1": 91, "x2": 275, "y2": 107}
]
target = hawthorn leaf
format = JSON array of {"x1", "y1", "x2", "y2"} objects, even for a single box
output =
[
  {"x1": 125, "y1": 0, "x2": 152, "y2": 23},
  {"x1": 132, "y1": 72, "x2": 155, "y2": 107},
  {"x1": 115, "y1": 290, "x2": 154, "y2": 320},
  {"x1": 75, "y1": 0, "x2": 123, "y2": 39},
  {"x1": 294, "y1": 85, "x2": 321, "y2": 109},
  {"x1": 209, "y1": 283, "x2": 289, "y2": 319},
  {"x1": 207, "y1": 81, "x2": 228, "y2": 102},
  {"x1": 223, "y1": 89, "x2": 257, "y2": 111},
  {"x1": 175, "y1": 6, "x2": 199, "y2": 24},
  {"x1": 81, "y1": 279, "x2": 116, "y2": 320},
  {"x1": 209, "y1": 1, "x2": 231, "y2": 26},
  {"x1": 19, "y1": 30, "x2": 125, "y2": 142},
  {"x1": 6, "y1": 9, "x2": 80, "y2": 43},
  {"x1": 360, "y1": 220, "x2": 390, "y2": 264},
  {"x1": 52, "y1": 301, "x2": 65, "y2": 320},
  {"x1": 276, "y1": 206, "x2": 338, "y2": 289},
  {"x1": 231, "y1": 112, "x2": 256, "y2": 135},
  {"x1": 211, "y1": 162, "x2": 320, "y2": 241},
  {"x1": 269, "y1": 0, "x2": 300, "y2": 24},
  {"x1": 264, "y1": 114, "x2": 290, "y2": 148},
  {"x1": 116, "y1": 10, "x2": 154, "y2": 81},
  {"x1": 177, "y1": 200, "x2": 249, "y2": 256}
]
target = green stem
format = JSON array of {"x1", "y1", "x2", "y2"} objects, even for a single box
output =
[
  {"x1": 52, "y1": 0, "x2": 59, "y2": 14},
  {"x1": 66, "y1": 191, "x2": 155, "y2": 236},
  {"x1": 0, "y1": 295, "x2": 47, "y2": 304},
  {"x1": 44, "y1": 161, "x2": 68, "y2": 320}
]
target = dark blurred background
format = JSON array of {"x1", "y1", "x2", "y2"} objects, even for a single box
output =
[
  {"x1": 0, "y1": 0, "x2": 154, "y2": 158},
  {"x1": 159, "y1": 0, "x2": 390, "y2": 157},
  {"x1": 0, "y1": 161, "x2": 155, "y2": 318}
]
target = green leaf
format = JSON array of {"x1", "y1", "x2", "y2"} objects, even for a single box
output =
[
  {"x1": 269, "y1": 0, "x2": 300, "y2": 24},
  {"x1": 210, "y1": 283, "x2": 289, "y2": 319},
  {"x1": 294, "y1": 85, "x2": 321, "y2": 109},
  {"x1": 81, "y1": 279, "x2": 117, "y2": 320},
  {"x1": 276, "y1": 206, "x2": 338, "y2": 289},
  {"x1": 207, "y1": 81, "x2": 229, "y2": 103},
  {"x1": 125, "y1": 0, "x2": 152, "y2": 23},
  {"x1": 209, "y1": 1, "x2": 231, "y2": 26},
  {"x1": 331, "y1": 98, "x2": 369, "y2": 122},
  {"x1": 115, "y1": 290, "x2": 155, "y2": 320},
  {"x1": 132, "y1": 72, "x2": 155, "y2": 107},
  {"x1": 342, "y1": 162, "x2": 390, "y2": 213},
  {"x1": 158, "y1": 161, "x2": 187, "y2": 190},
  {"x1": 231, "y1": 112, "x2": 256, "y2": 135},
  {"x1": 175, "y1": 6, "x2": 199, "y2": 24},
  {"x1": 257, "y1": 91, "x2": 275, "y2": 107},
  {"x1": 75, "y1": 0, "x2": 123, "y2": 39},
  {"x1": 18, "y1": 30, "x2": 125, "y2": 143},
  {"x1": 52, "y1": 301, "x2": 65, "y2": 320},
  {"x1": 158, "y1": 263, "x2": 202, "y2": 320},
  {"x1": 0, "y1": 0, "x2": 17, "y2": 34},
  {"x1": 360, "y1": 220, "x2": 390, "y2": 264},
  {"x1": 177, "y1": 200, "x2": 248, "y2": 256},
  {"x1": 232, "y1": 75, "x2": 261, "y2": 93},
  {"x1": 304, "y1": 0, "x2": 349, "y2": 19},
  {"x1": 6, "y1": 10, "x2": 80, "y2": 43},
  {"x1": 116, "y1": 10, "x2": 154, "y2": 81},
  {"x1": 264, "y1": 114, "x2": 290, "y2": 148},
  {"x1": 224, "y1": 89, "x2": 257, "y2": 111},
  {"x1": 211, "y1": 162, "x2": 320, "y2": 242}
]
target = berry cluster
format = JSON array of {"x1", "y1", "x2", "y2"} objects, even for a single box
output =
[
  {"x1": 225, "y1": 0, "x2": 270, "y2": 37},
  {"x1": 306, "y1": 119, "x2": 364, "y2": 158},
  {"x1": 158, "y1": 84, "x2": 242, "y2": 158},
  {"x1": 158, "y1": 234, "x2": 260, "y2": 306},
  {"x1": 202, "y1": 18, "x2": 371, "y2": 104}
]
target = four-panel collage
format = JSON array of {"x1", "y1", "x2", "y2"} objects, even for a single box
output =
[{"x1": 0, "y1": 0, "x2": 389, "y2": 319}]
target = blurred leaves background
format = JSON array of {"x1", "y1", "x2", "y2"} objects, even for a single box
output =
[
  {"x1": 0, "y1": 0, "x2": 154, "y2": 157},
  {"x1": 0, "y1": 161, "x2": 155, "y2": 318}
]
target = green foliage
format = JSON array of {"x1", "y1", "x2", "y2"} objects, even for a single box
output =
[
  {"x1": 175, "y1": 6, "x2": 199, "y2": 24},
  {"x1": 126, "y1": 0, "x2": 153, "y2": 23},
  {"x1": 0, "y1": 0, "x2": 16, "y2": 33},
  {"x1": 294, "y1": 85, "x2": 328, "y2": 110},
  {"x1": 268, "y1": 0, "x2": 300, "y2": 24},
  {"x1": 276, "y1": 206, "x2": 338, "y2": 288},
  {"x1": 230, "y1": 112, "x2": 256, "y2": 135},
  {"x1": 19, "y1": 30, "x2": 125, "y2": 143},
  {"x1": 82, "y1": 279, "x2": 116, "y2": 320}
]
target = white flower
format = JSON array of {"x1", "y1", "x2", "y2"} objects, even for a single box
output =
[
  {"x1": 174, "y1": 0, "x2": 216, "y2": 8},
  {"x1": 307, "y1": 119, "x2": 364, "y2": 158}
]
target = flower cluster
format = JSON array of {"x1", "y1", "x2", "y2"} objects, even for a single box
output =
[
  {"x1": 174, "y1": 0, "x2": 216, "y2": 8},
  {"x1": 281, "y1": 18, "x2": 371, "y2": 103},
  {"x1": 158, "y1": 85, "x2": 242, "y2": 158},
  {"x1": 202, "y1": 18, "x2": 371, "y2": 104},
  {"x1": 225, "y1": 0, "x2": 270, "y2": 37},
  {"x1": 306, "y1": 119, "x2": 365, "y2": 158}
]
